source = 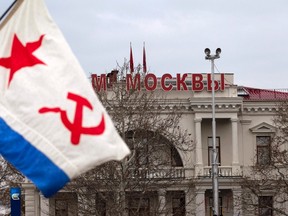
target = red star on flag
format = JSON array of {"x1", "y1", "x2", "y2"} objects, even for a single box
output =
[{"x1": 0, "y1": 34, "x2": 45, "y2": 86}]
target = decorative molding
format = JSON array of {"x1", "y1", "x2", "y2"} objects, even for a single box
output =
[
  {"x1": 249, "y1": 122, "x2": 276, "y2": 133},
  {"x1": 240, "y1": 119, "x2": 252, "y2": 125}
]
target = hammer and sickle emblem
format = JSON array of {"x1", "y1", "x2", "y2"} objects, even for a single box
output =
[{"x1": 39, "y1": 92, "x2": 105, "y2": 145}]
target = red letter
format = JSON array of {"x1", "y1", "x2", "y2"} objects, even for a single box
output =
[
  {"x1": 161, "y1": 73, "x2": 173, "y2": 91},
  {"x1": 91, "y1": 74, "x2": 107, "y2": 91},
  {"x1": 220, "y1": 74, "x2": 225, "y2": 91},
  {"x1": 144, "y1": 73, "x2": 157, "y2": 91},
  {"x1": 126, "y1": 74, "x2": 141, "y2": 91},
  {"x1": 176, "y1": 73, "x2": 188, "y2": 91},
  {"x1": 192, "y1": 74, "x2": 204, "y2": 91},
  {"x1": 207, "y1": 74, "x2": 219, "y2": 91}
]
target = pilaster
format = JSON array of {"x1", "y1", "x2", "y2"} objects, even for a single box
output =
[
  {"x1": 195, "y1": 118, "x2": 203, "y2": 175},
  {"x1": 195, "y1": 188, "x2": 205, "y2": 215},
  {"x1": 22, "y1": 182, "x2": 40, "y2": 216},
  {"x1": 231, "y1": 118, "x2": 241, "y2": 175},
  {"x1": 232, "y1": 188, "x2": 242, "y2": 216},
  {"x1": 158, "y1": 189, "x2": 167, "y2": 216}
]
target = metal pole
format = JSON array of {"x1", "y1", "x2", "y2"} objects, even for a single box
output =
[
  {"x1": 211, "y1": 59, "x2": 219, "y2": 216},
  {"x1": 0, "y1": 0, "x2": 18, "y2": 22}
]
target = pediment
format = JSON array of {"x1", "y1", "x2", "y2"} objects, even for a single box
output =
[{"x1": 249, "y1": 122, "x2": 276, "y2": 133}]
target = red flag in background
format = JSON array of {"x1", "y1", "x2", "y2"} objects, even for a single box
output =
[
  {"x1": 143, "y1": 42, "x2": 147, "y2": 73},
  {"x1": 129, "y1": 43, "x2": 134, "y2": 73}
]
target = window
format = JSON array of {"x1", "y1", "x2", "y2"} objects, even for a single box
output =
[
  {"x1": 126, "y1": 130, "x2": 183, "y2": 167},
  {"x1": 209, "y1": 197, "x2": 223, "y2": 216},
  {"x1": 257, "y1": 136, "x2": 271, "y2": 165},
  {"x1": 95, "y1": 193, "x2": 106, "y2": 216},
  {"x1": 171, "y1": 146, "x2": 183, "y2": 167},
  {"x1": 208, "y1": 137, "x2": 220, "y2": 166},
  {"x1": 126, "y1": 131, "x2": 149, "y2": 166},
  {"x1": 54, "y1": 192, "x2": 77, "y2": 216},
  {"x1": 259, "y1": 196, "x2": 273, "y2": 216},
  {"x1": 55, "y1": 200, "x2": 68, "y2": 216},
  {"x1": 172, "y1": 192, "x2": 185, "y2": 216},
  {"x1": 128, "y1": 198, "x2": 150, "y2": 216},
  {"x1": 135, "y1": 138, "x2": 149, "y2": 166}
]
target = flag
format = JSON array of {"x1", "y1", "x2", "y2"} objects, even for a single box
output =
[
  {"x1": 129, "y1": 43, "x2": 134, "y2": 73},
  {"x1": 0, "y1": 0, "x2": 130, "y2": 197},
  {"x1": 143, "y1": 42, "x2": 147, "y2": 73}
]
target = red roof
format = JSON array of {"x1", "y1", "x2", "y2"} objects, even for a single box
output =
[{"x1": 238, "y1": 87, "x2": 288, "y2": 101}]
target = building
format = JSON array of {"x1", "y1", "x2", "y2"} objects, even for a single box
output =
[{"x1": 23, "y1": 73, "x2": 288, "y2": 215}]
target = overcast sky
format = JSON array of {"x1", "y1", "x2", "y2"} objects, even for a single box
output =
[{"x1": 2, "y1": 0, "x2": 288, "y2": 89}]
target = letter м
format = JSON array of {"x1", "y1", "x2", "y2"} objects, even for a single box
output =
[
  {"x1": 91, "y1": 74, "x2": 107, "y2": 91},
  {"x1": 126, "y1": 74, "x2": 141, "y2": 91}
]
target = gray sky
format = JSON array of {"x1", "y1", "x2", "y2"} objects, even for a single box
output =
[{"x1": 2, "y1": 0, "x2": 288, "y2": 89}]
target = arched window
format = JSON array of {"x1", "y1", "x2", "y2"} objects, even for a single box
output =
[{"x1": 126, "y1": 130, "x2": 183, "y2": 167}]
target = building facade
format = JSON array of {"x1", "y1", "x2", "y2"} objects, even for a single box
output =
[{"x1": 23, "y1": 73, "x2": 288, "y2": 215}]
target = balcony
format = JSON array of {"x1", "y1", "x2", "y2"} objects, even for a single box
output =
[
  {"x1": 95, "y1": 167, "x2": 194, "y2": 180},
  {"x1": 202, "y1": 166, "x2": 234, "y2": 178},
  {"x1": 128, "y1": 167, "x2": 194, "y2": 180}
]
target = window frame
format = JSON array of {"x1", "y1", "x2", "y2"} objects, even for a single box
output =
[
  {"x1": 128, "y1": 197, "x2": 150, "y2": 216},
  {"x1": 256, "y1": 136, "x2": 271, "y2": 165},
  {"x1": 259, "y1": 196, "x2": 273, "y2": 216}
]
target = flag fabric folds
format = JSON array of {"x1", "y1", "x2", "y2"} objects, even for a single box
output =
[{"x1": 0, "y1": 0, "x2": 130, "y2": 197}]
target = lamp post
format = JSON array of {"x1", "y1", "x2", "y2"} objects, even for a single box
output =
[{"x1": 204, "y1": 48, "x2": 221, "y2": 216}]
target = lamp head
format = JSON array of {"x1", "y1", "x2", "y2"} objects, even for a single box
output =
[
  {"x1": 204, "y1": 48, "x2": 211, "y2": 56},
  {"x1": 216, "y1": 48, "x2": 221, "y2": 55}
]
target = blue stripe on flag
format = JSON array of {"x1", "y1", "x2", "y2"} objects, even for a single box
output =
[{"x1": 0, "y1": 118, "x2": 69, "y2": 197}]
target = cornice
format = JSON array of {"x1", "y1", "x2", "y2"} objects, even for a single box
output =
[
  {"x1": 242, "y1": 101, "x2": 279, "y2": 113},
  {"x1": 189, "y1": 97, "x2": 242, "y2": 112}
]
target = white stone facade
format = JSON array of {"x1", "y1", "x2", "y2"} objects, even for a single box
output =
[{"x1": 23, "y1": 73, "x2": 287, "y2": 215}]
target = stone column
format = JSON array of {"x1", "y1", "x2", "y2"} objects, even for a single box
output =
[
  {"x1": 185, "y1": 189, "x2": 194, "y2": 216},
  {"x1": 195, "y1": 189, "x2": 205, "y2": 216},
  {"x1": 158, "y1": 189, "x2": 167, "y2": 216},
  {"x1": 231, "y1": 118, "x2": 240, "y2": 175},
  {"x1": 40, "y1": 194, "x2": 50, "y2": 216},
  {"x1": 195, "y1": 118, "x2": 203, "y2": 176},
  {"x1": 232, "y1": 188, "x2": 242, "y2": 216},
  {"x1": 22, "y1": 182, "x2": 40, "y2": 216}
]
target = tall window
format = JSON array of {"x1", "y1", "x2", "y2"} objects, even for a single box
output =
[
  {"x1": 171, "y1": 146, "x2": 183, "y2": 167},
  {"x1": 128, "y1": 197, "x2": 150, "y2": 216},
  {"x1": 55, "y1": 200, "x2": 68, "y2": 216},
  {"x1": 257, "y1": 136, "x2": 271, "y2": 165},
  {"x1": 95, "y1": 193, "x2": 106, "y2": 216},
  {"x1": 209, "y1": 197, "x2": 223, "y2": 216},
  {"x1": 259, "y1": 196, "x2": 273, "y2": 216},
  {"x1": 135, "y1": 138, "x2": 149, "y2": 166},
  {"x1": 172, "y1": 192, "x2": 185, "y2": 216},
  {"x1": 126, "y1": 130, "x2": 183, "y2": 167},
  {"x1": 54, "y1": 192, "x2": 77, "y2": 216},
  {"x1": 208, "y1": 137, "x2": 220, "y2": 166}
]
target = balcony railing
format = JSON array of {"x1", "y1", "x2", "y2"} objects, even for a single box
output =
[
  {"x1": 203, "y1": 166, "x2": 233, "y2": 177},
  {"x1": 128, "y1": 167, "x2": 188, "y2": 179},
  {"x1": 95, "y1": 167, "x2": 194, "y2": 180}
]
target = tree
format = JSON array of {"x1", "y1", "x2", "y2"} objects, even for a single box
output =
[
  {"x1": 65, "y1": 61, "x2": 196, "y2": 215},
  {"x1": 240, "y1": 100, "x2": 288, "y2": 216},
  {"x1": 0, "y1": 157, "x2": 24, "y2": 214}
]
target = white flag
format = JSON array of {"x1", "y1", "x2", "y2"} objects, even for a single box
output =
[{"x1": 0, "y1": 0, "x2": 130, "y2": 197}]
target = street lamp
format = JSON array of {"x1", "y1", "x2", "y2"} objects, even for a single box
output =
[{"x1": 204, "y1": 48, "x2": 221, "y2": 216}]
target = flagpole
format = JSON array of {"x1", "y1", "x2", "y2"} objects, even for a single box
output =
[
  {"x1": 143, "y1": 42, "x2": 147, "y2": 73},
  {"x1": 0, "y1": 0, "x2": 24, "y2": 31},
  {"x1": 0, "y1": 0, "x2": 17, "y2": 22},
  {"x1": 129, "y1": 42, "x2": 134, "y2": 73}
]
